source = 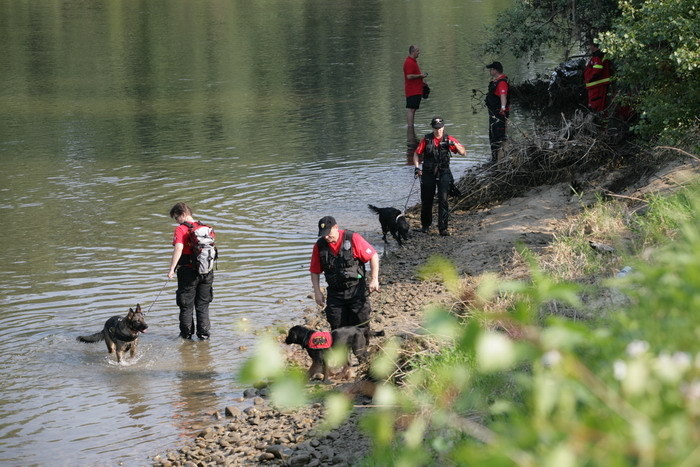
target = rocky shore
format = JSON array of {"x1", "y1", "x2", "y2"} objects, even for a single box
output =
[{"x1": 152, "y1": 175, "x2": 597, "y2": 466}]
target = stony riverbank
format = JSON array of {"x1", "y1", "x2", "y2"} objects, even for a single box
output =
[{"x1": 153, "y1": 155, "x2": 698, "y2": 466}]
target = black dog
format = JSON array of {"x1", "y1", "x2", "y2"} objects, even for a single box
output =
[
  {"x1": 368, "y1": 205, "x2": 410, "y2": 246},
  {"x1": 77, "y1": 304, "x2": 148, "y2": 363},
  {"x1": 285, "y1": 325, "x2": 370, "y2": 381}
]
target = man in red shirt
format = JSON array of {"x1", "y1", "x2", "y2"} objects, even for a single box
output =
[
  {"x1": 584, "y1": 42, "x2": 612, "y2": 113},
  {"x1": 310, "y1": 216, "x2": 379, "y2": 341},
  {"x1": 167, "y1": 202, "x2": 214, "y2": 340},
  {"x1": 485, "y1": 61, "x2": 510, "y2": 164},
  {"x1": 404, "y1": 45, "x2": 429, "y2": 129},
  {"x1": 413, "y1": 117, "x2": 467, "y2": 236}
]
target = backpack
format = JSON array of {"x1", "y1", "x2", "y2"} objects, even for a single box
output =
[{"x1": 183, "y1": 221, "x2": 218, "y2": 274}]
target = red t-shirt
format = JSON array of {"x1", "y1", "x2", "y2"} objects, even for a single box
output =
[
  {"x1": 403, "y1": 56, "x2": 423, "y2": 97},
  {"x1": 415, "y1": 134, "x2": 462, "y2": 155},
  {"x1": 493, "y1": 75, "x2": 509, "y2": 97},
  {"x1": 172, "y1": 221, "x2": 201, "y2": 255},
  {"x1": 309, "y1": 230, "x2": 376, "y2": 274}
]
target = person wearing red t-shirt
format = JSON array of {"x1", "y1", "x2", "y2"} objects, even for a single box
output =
[
  {"x1": 413, "y1": 117, "x2": 467, "y2": 236},
  {"x1": 168, "y1": 202, "x2": 214, "y2": 340},
  {"x1": 404, "y1": 45, "x2": 429, "y2": 129},
  {"x1": 485, "y1": 61, "x2": 510, "y2": 164},
  {"x1": 310, "y1": 216, "x2": 379, "y2": 341}
]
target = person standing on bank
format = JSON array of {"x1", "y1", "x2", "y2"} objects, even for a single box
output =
[
  {"x1": 168, "y1": 202, "x2": 214, "y2": 340},
  {"x1": 310, "y1": 216, "x2": 380, "y2": 342},
  {"x1": 583, "y1": 42, "x2": 612, "y2": 113},
  {"x1": 485, "y1": 61, "x2": 510, "y2": 164},
  {"x1": 404, "y1": 45, "x2": 429, "y2": 130},
  {"x1": 413, "y1": 117, "x2": 466, "y2": 236}
]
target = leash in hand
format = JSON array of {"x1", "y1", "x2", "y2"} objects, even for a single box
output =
[
  {"x1": 404, "y1": 174, "x2": 419, "y2": 213},
  {"x1": 146, "y1": 277, "x2": 171, "y2": 313}
]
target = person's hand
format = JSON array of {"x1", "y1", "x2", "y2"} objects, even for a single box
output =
[
  {"x1": 314, "y1": 290, "x2": 325, "y2": 307},
  {"x1": 423, "y1": 72, "x2": 429, "y2": 78},
  {"x1": 414, "y1": 167, "x2": 422, "y2": 178},
  {"x1": 369, "y1": 278, "x2": 380, "y2": 293},
  {"x1": 167, "y1": 270, "x2": 175, "y2": 279}
]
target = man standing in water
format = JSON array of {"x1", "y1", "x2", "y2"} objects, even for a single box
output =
[
  {"x1": 404, "y1": 45, "x2": 429, "y2": 132},
  {"x1": 310, "y1": 216, "x2": 380, "y2": 342},
  {"x1": 413, "y1": 116, "x2": 467, "y2": 236},
  {"x1": 485, "y1": 61, "x2": 510, "y2": 164},
  {"x1": 168, "y1": 202, "x2": 214, "y2": 340}
]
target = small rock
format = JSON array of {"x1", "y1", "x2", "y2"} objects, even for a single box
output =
[
  {"x1": 225, "y1": 406, "x2": 242, "y2": 417},
  {"x1": 238, "y1": 345, "x2": 248, "y2": 351},
  {"x1": 289, "y1": 453, "x2": 312, "y2": 466},
  {"x1": 266, "y1": 444, "x2": 294, "y2": 459},
  {"x1": 259, "y1": 452, "x2": 275, "y2": 461},
  {"x1": 243, "y1": 388, "x2": 257, "y2": 398},
  {"x1": 253, "y1": 397, "x2": 266, "y2": 406}
]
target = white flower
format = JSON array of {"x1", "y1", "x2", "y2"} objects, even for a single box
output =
[
  {"x1": 613, "y1": 360, "x2": 627, "y2": 380},
  {"x1": 626, "y1": 340, "x2": 649, "y2": 357},
  {"x1": 542, "y1": 350, "x2": 562, "y2": 367}
]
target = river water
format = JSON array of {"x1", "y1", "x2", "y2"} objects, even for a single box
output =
[{"x1": 0, "y1": 0, "x2": 538, "y2": 464}]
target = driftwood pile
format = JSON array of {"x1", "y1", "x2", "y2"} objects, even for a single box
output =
[{"x1": 452, "y1": 111, "x2": 621, "y2": 212}]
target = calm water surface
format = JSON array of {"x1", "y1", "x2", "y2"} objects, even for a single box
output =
[{"x1": 0, "y1": 0, "x2": 541, "y2": 464}]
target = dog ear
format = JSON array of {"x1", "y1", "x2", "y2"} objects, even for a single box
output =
[{"x1": 135, "y1": 304, "x2": 141, "y2": 313}]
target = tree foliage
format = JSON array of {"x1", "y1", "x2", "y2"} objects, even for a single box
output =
[
  {"x1": 485, "y1": 0, "x2": 700, "y2": 142},
  {"x1": 602, "y1": 0, "x2": 700, "y2": 139},
  {"x1": 482, "y1": 0, "x2": 620, "y2": 61}
]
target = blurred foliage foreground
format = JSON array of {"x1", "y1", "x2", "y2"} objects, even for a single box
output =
[{"x1": 241, "y1": 178, "x2": 700, "y2": 466}]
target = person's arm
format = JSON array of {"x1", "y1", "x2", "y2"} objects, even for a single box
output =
[
  {"x1": 406, "y1": 72, "x2": 427, "y2": 80},
  {"x1": 168, "y1": 243, "x2": 184, "y2": 278},
  {"x1": 368, "y1": 253, "x2": 380, "y2": 292},
  {"x1": 311, "y1": 272, "x2": 325, "y2": 306},
  {"x1": 449, "y1": 137, "x2": 467, "y2": 156},
  {"x1": 499, "y1": 93, "x2": 508, "y2": 112}
]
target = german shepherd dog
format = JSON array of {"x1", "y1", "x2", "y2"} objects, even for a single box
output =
[
  {"x1": 285, "y1": 325, "x2": 371, "y2": 381},
  {"x1": 77, "y1": 304, "x2": 148, "y2": 363},
  {"x1": 368, "y1": 204, "x2": 410, "y2": 246}
]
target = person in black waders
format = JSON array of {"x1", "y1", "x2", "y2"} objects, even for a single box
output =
[
  {"x1": 413, "y1": 116, "x2": 467, "y2": 236},
  {"x1": 310, "y1": 216, "x2": 380, "y2": 342}
]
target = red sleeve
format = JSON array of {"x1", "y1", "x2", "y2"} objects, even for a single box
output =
[
  {"x1": 447, "y1": 136, "x2": 462, "y2": 150},
  {"x1": 495, "y1": 80, "x2": 509, "y2": 95},
  {"x1": 173, "y1": 224, "x2": 188, "y2": 245},
  {"x1": 309, "y1": 243, "x2": 322, "y2": 274},
  {"x1": 351, "y1": 234, "x2": 376, "y2": 263},
  {"x1": 415, "y1": 137, "x2": 428, "y2": 155}
]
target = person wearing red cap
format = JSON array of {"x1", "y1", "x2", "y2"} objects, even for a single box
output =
[
  {"x1": 404, "y1": 45, "x2": 429, "y2": 129},
  {"x1": 485, "y1": 61, "x2": 510, "y2": 164},
  {"x1": 310, "y1": 216, "x2": 380, "y2": 341},
  {"x1": 413, "y1": 117, "x2": 467, "y2": 236}
]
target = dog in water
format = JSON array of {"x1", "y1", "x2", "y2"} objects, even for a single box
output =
[
  {"x1": 368, "y1": 204, "x2": 410, "y2": 246},
  {"x1": 77, "y1": 304, "x2": 148, "y2": 363},
  {"x1": 285, "y1": 325, "x2": 371, "y2": 381}
]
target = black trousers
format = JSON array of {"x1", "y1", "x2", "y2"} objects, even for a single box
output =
[
  {"x1": 325, "y1": 281, "x2": 372, "y2": 342},
  {"x1": 488, "y1": 112, "x2": 508, "y2": 162},
  {"x1": 420, "y1": 167, "x2": 451, "y2": 231},
  {"x1": 176, "y1": 267, "x2": 214, "y2": 338}
]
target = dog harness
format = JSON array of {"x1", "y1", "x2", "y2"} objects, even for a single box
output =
[{"x1": 306, "y1": 331, "x2": 332, "y2": 350}]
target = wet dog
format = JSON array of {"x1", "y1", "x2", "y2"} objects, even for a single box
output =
[
  {"x1": 77, "y1": 304, "x2": 148, "y2": 363},
  {"x1": 368, "y1": 204, "x2": 410, "y2": 246},
  {"x1": 285, "y1": 325, "x2": 370, "y2": 381}
]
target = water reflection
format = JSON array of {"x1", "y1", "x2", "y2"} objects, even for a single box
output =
[{"x1": 0, "y1": 0, "x2": 528, "y2": 464}]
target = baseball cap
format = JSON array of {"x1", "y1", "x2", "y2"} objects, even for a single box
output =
[
  {"x1": 485, "y1": 61, "x2": 503, "y2": 72},
  {"x1": 430, "y1": 117, "x2": 445, "y2": 129},
  {"x1": 317, "y1": 216, "x2": 337, "y2": 237}
]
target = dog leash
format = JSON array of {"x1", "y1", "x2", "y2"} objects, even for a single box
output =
[
  {"x1": 403, "y1": 175, "x2": 418, "y2": 213},
  {"x1": 146, "y1": 278, "x2": 171, "y2": 313}
]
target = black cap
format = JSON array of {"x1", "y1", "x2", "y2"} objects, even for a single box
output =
[
  {"x1": 430, "y1": 116, "x2": 445, "y2": 129},
  {"x1": 317, "y1": 216, "x2": 336, "y2": 237},
  {"x1": 486, "y1": 61, "x2": 503, "y2": 72}
]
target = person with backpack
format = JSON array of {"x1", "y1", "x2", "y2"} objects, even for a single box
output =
[
  {"x1": 168, "y1": 202, "x2": 217, "y2": 340},
  {"x1": 310, "y1": 216, "x2": 380, "y2": 342}
]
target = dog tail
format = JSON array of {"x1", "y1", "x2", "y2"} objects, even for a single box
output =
[
  {"x1": 77, "y1": 332, "x2": 104, "y2": 343},
  {"x1": 368, "y1": 204, "x2": 381, "y2": 215}
]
